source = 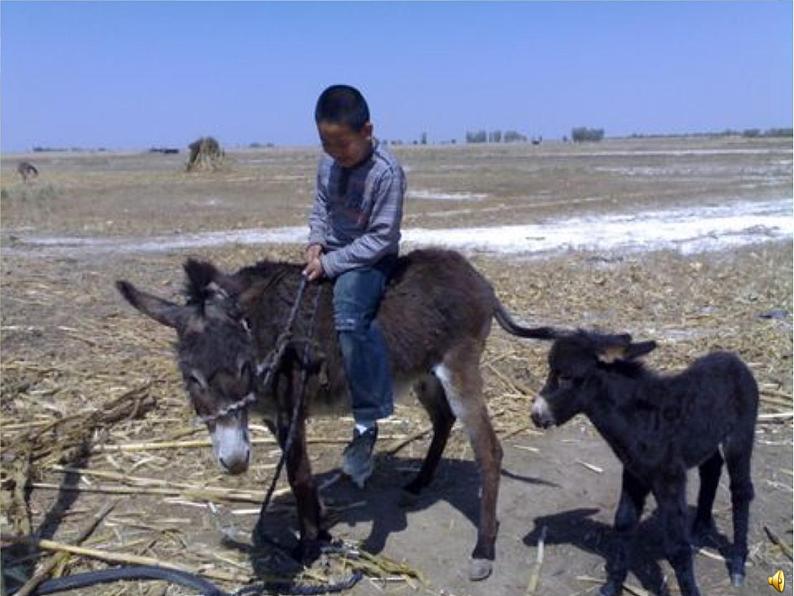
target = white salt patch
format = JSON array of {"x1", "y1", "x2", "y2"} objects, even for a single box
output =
[
  {"x1": 556, "y1": 148, "x2": 792, "y2": 158},
  {"x1": 408, "y1": 189, "x2": 487, "y2": 201},
  {"x1": 403, "y1": 198, "x2": 792, "y2": 256},
  {"x1": 7, "y1": 198, "x2": 791, "y2": 259}
]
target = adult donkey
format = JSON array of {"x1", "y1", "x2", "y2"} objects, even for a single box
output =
[{"x1": 117, "y1": 248, "x2": 554, "y2": 581}]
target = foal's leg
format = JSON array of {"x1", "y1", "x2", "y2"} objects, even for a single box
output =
[
  {"x1": 600, "y1": 468, "x2": 649, "y2": 596},
  {"x1": 723, "y1": 434, "x2": 755, "y2": 586},
  {"x1": 435, "y1": 343, "x2": 502, "y2": 581},
  {"x1": 653, "y1": 471, "x2": 700, "y2": 596},
  {"x1": 403, "y1": 373, "x2": 456, "y2": 496},
  {"x1": 691, "y1": 450, "x2": 723, "y2": 544}
]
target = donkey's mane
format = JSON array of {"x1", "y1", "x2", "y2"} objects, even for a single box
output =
[
  {"x1": 600, "y1": 358, "x2": 649, "y2": 379},
  {"x1": 238, "y1": 259, "x2": 302, "y2": 281}
]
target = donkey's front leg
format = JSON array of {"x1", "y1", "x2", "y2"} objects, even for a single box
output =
[
  {"x1": 284, "y1": 412, "x2": 331, "y2": 563},
  {"x1": 654, "y1": 472, "x2": 701, "y2": 596},
  {"x1": 601, "y1": 468, "x2": 649, "y2": 596}
]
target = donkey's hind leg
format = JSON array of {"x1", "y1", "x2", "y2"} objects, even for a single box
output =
[
  {"x1": 435, "y1": 342, "x2": 502, "y2": 581},
  {"x1": 723, "y1": 432, "x2": 755, "y2": 586},
  {"x1": 691, "y1": 449, "x2": 723, "y2": 544},
  {"x1": 403, "y1": 373, "x2": 456, "y2": 496}
]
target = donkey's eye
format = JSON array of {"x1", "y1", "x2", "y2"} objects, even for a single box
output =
[
  {"x1": 558, "y1": 375, "x2": 574, "y2": 387},
  {"x1": 239, "y1": 361, "x2": 252, "y2": 379},
  {"x1": 240, "y1": 317, "x2": 252, "y2": 333},
  {"x1": 188, "y1": 373, "x2": 207, "y2": 389}
]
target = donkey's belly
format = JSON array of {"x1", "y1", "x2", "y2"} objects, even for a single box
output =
[{"x1": 252, "y1": 371, "x2": 425, "y2": 421}]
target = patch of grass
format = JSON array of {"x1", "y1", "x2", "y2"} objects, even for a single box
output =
[{"x1": 3, "y1": 183, "x2": 59, "y2": 203}]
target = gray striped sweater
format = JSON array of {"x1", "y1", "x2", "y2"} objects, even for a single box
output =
[{"x1": 308, "y1": 140, "x2": 406, "y2": 278}]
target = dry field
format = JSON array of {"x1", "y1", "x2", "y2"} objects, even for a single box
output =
[{"x1": 1, "y1": 137, "x2": 792, "y2": 596}]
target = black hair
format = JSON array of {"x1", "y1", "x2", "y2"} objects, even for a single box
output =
[{"x1": 314, "y1": 85, "x2": 370, "y2": 131}]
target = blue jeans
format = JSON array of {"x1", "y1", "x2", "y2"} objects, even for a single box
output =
[{"x1": 332, "y1": 256, "x2": 395, "y2": 425}]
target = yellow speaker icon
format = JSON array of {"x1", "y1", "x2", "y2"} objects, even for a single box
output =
[{"x1": 769, "y1": 569, "x2": 785, "y2": 593}]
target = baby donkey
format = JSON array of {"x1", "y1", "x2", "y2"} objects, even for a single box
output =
[{"x1": 531, "y1": 330, "x2": 758, "y2": 596}]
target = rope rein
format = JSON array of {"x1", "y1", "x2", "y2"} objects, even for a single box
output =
[
  {"x1": 10, "y1": 276, "x2": 366, "y2": 595},
  {"x1": 259, "y1": 277, "x2": 323, "y2": 517},
  {"x1": 200, "y1": 276, "x2": 310, "y2": 424}
]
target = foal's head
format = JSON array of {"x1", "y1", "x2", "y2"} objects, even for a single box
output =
[{"x1": 531, "y1": 330, "x2": 657, "y2": 428}]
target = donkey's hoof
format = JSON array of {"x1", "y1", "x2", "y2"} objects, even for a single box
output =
[
  {"x1": 730, "y1": 572, "x2": 745, "y2": 587},
  {"x1": 468, "y1": 558, "x2": 493, "y2": 581},
  {"x1": 292, "y1": 531, "x2": 332, "y2": 565},
  {"x1": 598, "y1": 580, "x2": 622, "y2": 596},
  {"x1": 690, "y1": 518, "x2": 716, "y2": 546}
]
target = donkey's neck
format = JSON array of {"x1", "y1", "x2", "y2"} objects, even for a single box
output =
[{"x1": 586, "y1": 373, "x2": 666, "y2": 471}]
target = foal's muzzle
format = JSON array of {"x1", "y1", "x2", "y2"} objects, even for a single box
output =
[{"x1": 531, "y1": 397, "x2": 555, "y2": 429}]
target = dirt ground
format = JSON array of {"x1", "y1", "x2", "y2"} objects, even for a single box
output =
[{"x1": 1, "y1": 137, "x2": 792, "y2": 596}]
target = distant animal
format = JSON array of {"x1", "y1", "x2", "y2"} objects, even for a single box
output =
[
  {"x1": 17, "y1": 161, "x2": 39, "y2": 183},
  {"x1": 531, "y1": 330, "x2": 758, "y2": 596},
  {"x1": 116, "y1": 248, "x2": 556, "y2": 581}
]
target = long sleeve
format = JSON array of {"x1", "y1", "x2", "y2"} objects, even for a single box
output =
[
  {"x1": 321, "y1": 166, "x2": 404, "y2": 278},
  {"x1": 308, "y1": 168, "x2": 329, "y2": 247}
]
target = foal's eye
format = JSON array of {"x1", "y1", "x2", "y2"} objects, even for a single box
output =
[
  {"x1": 558, "y1": 375, "x2": 573, "y2": 387},
  {"x1": 240, "y1": 317, "x2": 251, "y2": 333}
]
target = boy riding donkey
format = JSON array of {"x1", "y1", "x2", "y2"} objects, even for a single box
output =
[{"x1": 303, "y1": 84, "x2": 406, "y2": 488}]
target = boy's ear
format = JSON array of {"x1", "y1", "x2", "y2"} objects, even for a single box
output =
[{"x1": 361, "y1": 122, "x2": 373, "y2": 139}]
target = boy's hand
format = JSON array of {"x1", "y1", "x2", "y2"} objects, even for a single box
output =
[
  {"x1": 305, "y1": 244, "x2": 323, "y2": 263},
  {"x1": 303, "y1": 258, "x2": 324, "y2": 281}
]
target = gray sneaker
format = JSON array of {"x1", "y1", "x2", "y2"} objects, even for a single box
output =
[{"x1": 342, "y1": 426, "x2": 378, "y2": 488}]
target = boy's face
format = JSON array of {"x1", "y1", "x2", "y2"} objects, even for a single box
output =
[{"x1": 317, "y1": 121, "x2": 373, "y2": 168}]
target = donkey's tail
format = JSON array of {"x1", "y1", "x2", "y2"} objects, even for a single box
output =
[{"x1": 493, "y1": 300, "x2": 559, "y2": 340}]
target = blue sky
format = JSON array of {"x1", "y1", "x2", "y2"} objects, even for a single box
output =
[{"x1": 2, "y1": 1, "x2": 791, "y2": 151}]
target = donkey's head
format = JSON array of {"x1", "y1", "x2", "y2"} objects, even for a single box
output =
[
  {"x1": 531, "y1": 330, "x2": 657, "y2": 428},
  {"x1": 117, "y1": 259, "x2": 256, "y2": 474}
]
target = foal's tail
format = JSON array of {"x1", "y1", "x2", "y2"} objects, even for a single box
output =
[{"x1": 493, "y1": 300, "x2": 560, "y2": 340}]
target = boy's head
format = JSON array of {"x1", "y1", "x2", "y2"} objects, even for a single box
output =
[{"x1": 315, "y1": 85, "x2": 373, "y2": 168}]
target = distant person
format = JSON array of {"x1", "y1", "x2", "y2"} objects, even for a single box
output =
[{"x1": 303, "y1": 84, "x2": 406, "y2": 487}]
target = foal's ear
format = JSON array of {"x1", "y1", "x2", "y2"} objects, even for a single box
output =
[
  {"x1": 593, "y1": 333, "x2": 633, "y2": 363},
  {"x1": 625, "y1": 341, "x2": 657, "y2": 360},
  {"x1": 116, "y1": 281, "x2": 183, "y2": 328}
]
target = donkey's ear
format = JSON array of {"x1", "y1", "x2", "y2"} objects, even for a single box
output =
[
  {"x1": 183, "y1": 259, "x2": 244, "y2": 301},
  {"x1": 116, "y1": 281, "x2": 183, "y2": 328},
  {"x1": 593, "y1": 333, "x2": 633, "y2": 363},
  {"x1": 625, "y1": 340, "x2": 657, "y2": 360}
]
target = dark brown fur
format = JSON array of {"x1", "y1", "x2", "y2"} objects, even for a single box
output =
[{"x1": 117, "y1": 248, "x2": 555, "y2": 580}]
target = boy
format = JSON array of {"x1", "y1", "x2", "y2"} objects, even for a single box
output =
[{"x1": 303, "y1": 84, "x2": 406, "y2": 487}]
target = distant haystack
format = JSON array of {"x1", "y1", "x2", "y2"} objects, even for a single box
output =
[
  {"x1": 185, "y1": 137, "x2": 227, "y2": 172},
  {"x1": 17, "y1": 161, "x2": 39, "y2": 183}
]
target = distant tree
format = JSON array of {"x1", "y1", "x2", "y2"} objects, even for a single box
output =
[
  {"x1": 420, "y1": 132, "x2": 427, "y2": 145},
  {"x1": 466, "y1": 130, "x2": 487, "y2": 143},
  {"x1": 503, "y1": 130, "x2": 527, "y2": 143},
  {"x1": 764, "y1": 128, "x2": 793, "y2": 137},
  {"x1": 571, "y1": 127, "x2": 605, "y2": 142},
  {"x1": 741, "y1": 129, "x2": 760, "y2": 138},
  {"x1": 488, "y1": 130, "x2": 502, "y2": 143}
]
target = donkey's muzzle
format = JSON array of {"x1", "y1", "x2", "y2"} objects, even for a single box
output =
[{"x1": 211, "y1": 419, "x2": 251, "y2": 475}]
